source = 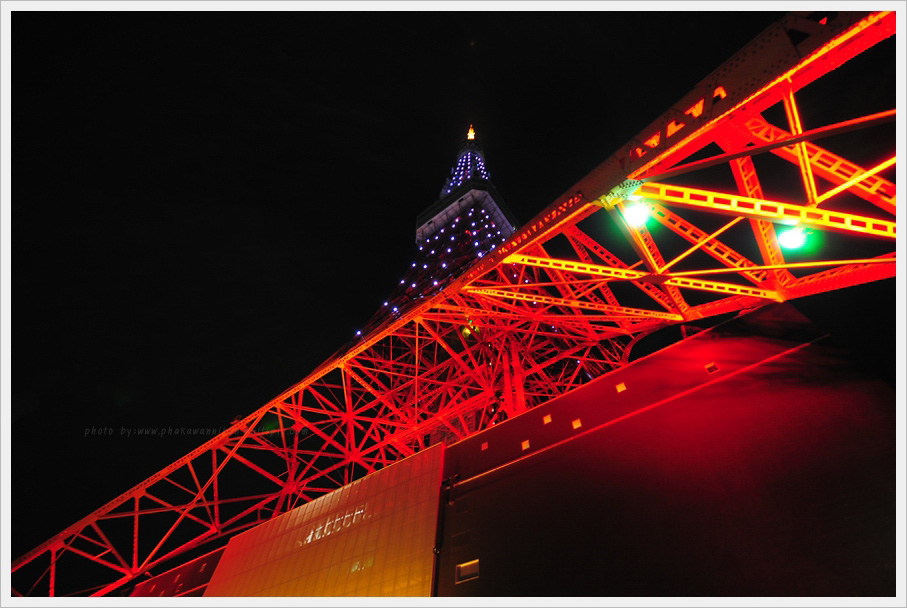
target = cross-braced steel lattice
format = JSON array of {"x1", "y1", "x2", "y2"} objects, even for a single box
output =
[{"x1": 12, "y1": 10, "x2": 895, "y2": 597}]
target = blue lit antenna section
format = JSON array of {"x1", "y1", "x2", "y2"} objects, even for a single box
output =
[
  {"x1": 440, "y1": 125, "x2": 491, "y2": 198},
  {"x1": 352, "y1": 126, "x2": 520, "y2": 339}
]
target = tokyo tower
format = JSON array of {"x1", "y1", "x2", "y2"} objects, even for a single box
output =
[{"x1": 10, "y1": 10, "x2": 896, "y2": 597}]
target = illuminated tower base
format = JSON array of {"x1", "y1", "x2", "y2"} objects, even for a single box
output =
[{"x1": 132, "y1": 303, "x2": 894, "y2": 596}]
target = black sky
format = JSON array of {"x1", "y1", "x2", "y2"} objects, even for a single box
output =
[{"x1": 11, "y1": 9, "x2": 895, "y2": 563}]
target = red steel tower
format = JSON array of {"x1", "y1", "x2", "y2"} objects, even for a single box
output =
[{"x1": 11, "y1": 10, "x2": 896, "y2": 597}]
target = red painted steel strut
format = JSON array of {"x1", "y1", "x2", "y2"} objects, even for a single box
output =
[{"x1": 11, "y1": 11, "x2": 895, "y2": 597}]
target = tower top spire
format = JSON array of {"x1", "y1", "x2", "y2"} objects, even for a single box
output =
[
  {"x1": 439, "y1": 127, "x2": 489, "y2": 199},
  {"x1": 415, "y1": 125, "x2": 517, "y2": 247}
]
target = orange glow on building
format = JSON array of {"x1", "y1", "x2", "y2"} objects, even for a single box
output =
[{"x1": 204, "y1": 445, "x2": 443, "y2": 596}]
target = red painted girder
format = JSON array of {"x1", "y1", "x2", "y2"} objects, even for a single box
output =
[
  {"x1": 686, "y1": 294, "x2": 770, "y2": 320},
  {"x1": 741, "y1": 115, "x2": 896, "y2": 214},
  {"x1": 12, "y1": 408, "x2": 270, "y2": 573},
  {"x1": 645, "y1": 204, "x2": 771, "y2": 285},
  {"x1": 638, "y1": 108, "x2": 895, "y2": 184},
  {"x1": 612, "y1": 202, "x2": 691, "y2": 315},
  {"x1": 638, "y1": 182, "x2": 896, "y2": 239},
  {"x1": 529, "y1": 242, "x2": 621, "y2": 336},
  {"x1": 721, "y1": 147, "x2": 796, "y2": 289},
  {"x1": 782, "y1": 88, "x2": 820, "y2": 206},
  {"x1": 779, "y1": 253, "x2": 896, "y2": 300},
  {"x1": 97, "y1": 493, "x2": 284, "y2": 521},
  {"x1": 465, "y1": 287, "x2": 684, "y2": 321},
  {"x1": 627, "y1": 12, "x2": 895, "y2": 183},
  {"x1": 565, "y1": 234, "x2": 622, "y2": 307},
  {"x1": 504, "y1": 253, "x2": 780, "y2": 300},
  {"x1": 563, "y1": 226, "x2": 676, "y2": 311}
]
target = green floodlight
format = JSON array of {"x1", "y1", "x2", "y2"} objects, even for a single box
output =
[
  {"x1": 622, "y1": 203, "x2": 649, "y2": 227},
  {"x1": 778, "y1": 226, "x2": 807, "y2": 250}
]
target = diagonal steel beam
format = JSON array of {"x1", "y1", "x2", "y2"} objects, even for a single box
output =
[
  {"x1": 503, "y1": 254, "x2": 780, "y2": 300},
  {"x1": 639, "y1": 182, "x2": 896, "y2": 238},
  {"x1": 741, "y1": 114, "x2": 896, "y2": 213},
  {"x1": 465, "y1": 287, "x2": 683, "y2": 321}
]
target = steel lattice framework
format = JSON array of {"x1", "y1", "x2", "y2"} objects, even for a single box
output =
[{"x1": 11, "y1": 11, "x2": 896, "y2": 597}]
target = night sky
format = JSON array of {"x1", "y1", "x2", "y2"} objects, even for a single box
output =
[{"x1": 10, "y1": 9, "x2": 895, "y2": 566}]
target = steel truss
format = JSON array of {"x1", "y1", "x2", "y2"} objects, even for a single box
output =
[{"x1": 12, "y1": 11, "x2": 896, "y2": 596}]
